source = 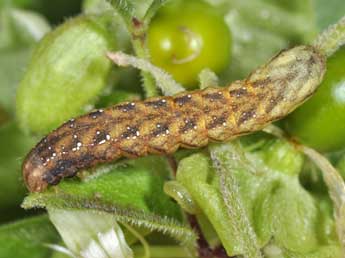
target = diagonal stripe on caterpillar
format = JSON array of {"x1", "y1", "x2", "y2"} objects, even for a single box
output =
[{"x1": 23, "y1": 45, "x2": 326, "y2": 192}]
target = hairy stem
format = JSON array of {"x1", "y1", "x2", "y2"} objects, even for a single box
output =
[
  {"x1": 210, "y1": 145, "x2": 263, "y2": 258},
  {"x1": 313, "y1": 15, "x2": 345, "y2": 57},
  {"x1": 300, "y1": 145, "x2": 345, "y2": 256},
  {"x1": 131, "y1": 31, "x2": 159, "y2": 97},
  {"x1": 107, "y1": 51, "x2": 184, "y2": 95}
]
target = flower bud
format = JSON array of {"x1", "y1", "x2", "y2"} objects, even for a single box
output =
[{"x1": 16, "y1": 14, "x2": 118, "y2": 134}]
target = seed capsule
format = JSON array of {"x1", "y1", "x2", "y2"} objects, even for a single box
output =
[{"x1": 16, "y1": 14, "x2": 118, "y2": 134}]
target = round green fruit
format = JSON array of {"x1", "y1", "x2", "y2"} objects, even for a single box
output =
[
  {"x1": 284, "y1": 47, "x2": 345, "y2": 152},
  {"x1": 147, "y1": 0, "x2": 232, "y2": 88}
]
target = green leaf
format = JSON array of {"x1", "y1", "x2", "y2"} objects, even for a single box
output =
[
  {"x1": 176, "y1": 135, "x2": 340, "y2": 256},
  {"x1": 0, "y1": 215, "x2": 59, "y2": 258},
  {"x1": 0, "y1": 7, "x2": 50, "y2": 50},
  {"x1": 207, "y1": 0, "x2": 317, "y2": 81},
  {"x1": 0, "y1": 48, "x2": 32, "y2": 115},
  {"x1": 105, "y1": 0, "x2": 166, "y2": 24},
  {"x1": 0, "y1": 122, "x2": 36, "y2": 213},
  {"x1": 263, "y1": 243, "x2": 341, "y2": 258},
  {"x1": 313, "y1": 0, "x2": 345, "y2": 30},
  {"x1": 176, "y1": 152, "x2": 247, "y2": 256},
  {"x1": 0, "y1": 7, "x2": 50, "y2": 115},
  {"x1": 256, "y1": 180, "x2": 319, "y2": 252},
  {"x1": 22, "y1": 156, "x2": 197, "y2": 247},
  {"x1": 106, "y1": 0, "x2": 135, "y2": 26}
]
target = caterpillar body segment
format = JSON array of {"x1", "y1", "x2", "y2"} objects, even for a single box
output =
[{"x1": 23, "y1": 45, "x2": 326, "y2": 192}]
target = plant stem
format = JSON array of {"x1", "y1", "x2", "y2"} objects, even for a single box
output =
[
  {"x1": 144, "y1": 0, "x2": 169, "y2": 25},
  {"x1": 313, "y1": 15, "x2": 345, "y2": 57},
  {"x1": 210, "y1": 145, "x2": 263, "y2": 258},
  {"x1": 131, "y1": 34, "x2": 159, "y2": 97},
  {"x1": 106, "y1": 0, "x2": 159, "y2": 97},
  {"x1": 107, "y1": 51, "x2": 184, "y2": 96}
]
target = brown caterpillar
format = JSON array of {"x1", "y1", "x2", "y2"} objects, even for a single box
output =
[{"x1": 23, "y1": 45, "x2": 326, "y2": 192}]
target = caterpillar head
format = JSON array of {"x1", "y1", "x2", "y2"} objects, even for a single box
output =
[{"x1": 22, "y1": 148, "x2": 48, "y2": 192}]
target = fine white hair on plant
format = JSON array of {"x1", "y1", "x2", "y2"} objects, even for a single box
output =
[
  {"x1": 107, "y1": 51, "x2": 185, "y2": 96},
  {"x1": 313, "y1": 15, "x2": 345, "y2": 57}
]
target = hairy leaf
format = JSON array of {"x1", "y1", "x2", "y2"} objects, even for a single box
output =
[
  {"x1": 0, "y1": 215, "x2": 59, "y2": 258},
  {"x1": 22, "y1": 156, "x2": 197, "y2": 247}
]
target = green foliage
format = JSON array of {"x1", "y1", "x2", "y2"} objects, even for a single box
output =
[
  {"x1": 0, "y1": 7, "x2": 50, "y2": 49},
  {"x1": 0, "y1": 122, "x2": 35, "y2": 212},
  {"x1": 0, "y1": 6, "x2": 50, "y2": 115},
  {"x1": 207, "y1": 0, "x2": 317, "y2": 82},
  {"x1": 176, "y1": 136, "x2": 341, "y2": 256},
  {"x1": 16, "y1": 14, "x2": 118, "y2": 134},
  {"x1": 0, "y1": 215, "x2": 59, "y2": 258},
  {"x1": 285, "y1": 47, "x2": 345, "y2": 152},
  {"x1": 22, "y1": 157, "x2": 197, "y2": 246},
  {"x1": 1, "y1": 0, "x2": 345, "y2": 257},
  {"x1": 0, "y1": 48, "x2": 32, "y2": 115}
]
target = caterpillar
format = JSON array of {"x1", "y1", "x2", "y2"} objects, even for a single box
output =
[{"x1": 23, "y1": 45, "x2": 326, "y2": 192}]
